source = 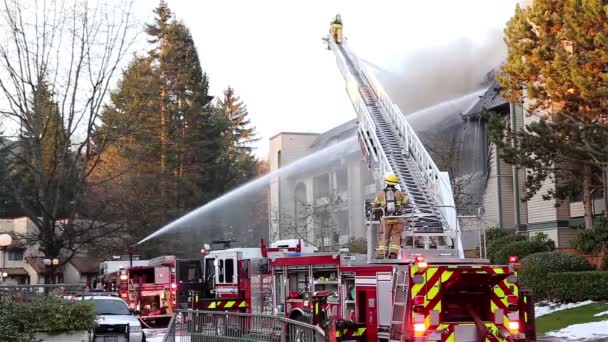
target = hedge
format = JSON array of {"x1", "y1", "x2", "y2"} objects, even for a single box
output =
[
  {"x1": 487, "y1": 234, "x2": 525, "y2": 262},
  {"x1": 493, "y1": 240, "x2": 553, "y2": 265},
  {"x1": 546, "y1": 271, "x2": 608, "y2": 302},
  {"x1": 0, "y1": 296, "x2": 96, "y2": 342},
  {"x1": 519, "y1": 252, "x2": 593, "y2": 301}
]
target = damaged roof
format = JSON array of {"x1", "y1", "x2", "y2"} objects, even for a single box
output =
[{"x1": 462, "y1": 79, "x2": 508, "y2": 118}]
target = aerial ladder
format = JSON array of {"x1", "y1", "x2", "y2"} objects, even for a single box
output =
[{"x1": 324, "y1": 29, "x2": 464, "y2": 261}]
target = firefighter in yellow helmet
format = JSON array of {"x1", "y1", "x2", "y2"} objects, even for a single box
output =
[
  {"x1": 374, "y1": 173, "x2": 409, "y2": 258},
  {"x1": 329, "y1": 14, "x2": 343, "y2": 44}
]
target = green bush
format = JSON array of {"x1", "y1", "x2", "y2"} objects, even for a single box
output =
[
  {"x1": 546, "y1": 271, "x2": 608, "y2": 302},
  {"x1": 487, "y1": 234, "x2": 525, "y2": 262},
  {"x1": 519, "y1": 252, "x2": 593, "y2": 300},
  {"x1": 571, "y1": 218, "x2": 608, "y2": 254},
  {"x1": 0, "y1": 296, "x2": 96, "y2": 341},
  {"x1": 493, "y1": 240, "x2": 553, "y2": 264},
  {"x1": 485, "y1": 228, "x2": 512, "y2": 242}
]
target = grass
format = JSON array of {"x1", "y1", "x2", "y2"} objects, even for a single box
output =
[{"x1": 536, "y1": 302, "x2": 608, "y2": 334}]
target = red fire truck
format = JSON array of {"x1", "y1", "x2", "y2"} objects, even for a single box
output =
[
  {"x1": 192, "y1": 239, "x2": 536, "y2": 342},
  {"x1": 101, "y1": 255, "x2": 203, "y2": 328},
  {"x1": 191, "y1": 239, "x2": 315, "y2": 313}
]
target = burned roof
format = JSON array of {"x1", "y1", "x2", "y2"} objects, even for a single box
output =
[{"x1": 462, "y1": 79, "x2": 508, "y2": 119}]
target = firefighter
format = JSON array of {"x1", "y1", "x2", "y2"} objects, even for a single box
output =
[
  {"x1": 374, "y1": 173, "x2": 409, "y2": 258},
  {"x1": 329, "y1": 14, "x2": 343, "y2": 44}
]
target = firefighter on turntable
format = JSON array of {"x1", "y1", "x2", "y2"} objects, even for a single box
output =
[{"x1": 374, "y1": 173, "x2": 409, "y2": 258}]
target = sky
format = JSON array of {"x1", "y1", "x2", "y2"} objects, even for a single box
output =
[{"x1": 1, "y1": 0, "x2": 521, "y2": 159}]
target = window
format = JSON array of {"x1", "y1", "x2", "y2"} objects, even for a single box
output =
[
  {"x1": 225, "y1": 259, "x2": 235, "y2": 284},
  {"x1": 92, "y1": 299, "x2": 131, "y2": 315},
  {"x1": 218, "y1": 259, "x2": 225, "y2": 283},
  {"x1": 205, "y1": 258, "x2": 215, "y2": 283},
  {"x1": 8, "y1": 249, "x2": 23, "y2": 261},
  {"x1": 336, "y1": 168, "x2": 348, "y2": 192},
  {"x1": 338, "y1": 211, "x2": 349, "y2": 235},
  {"x1": 313, "y1": 174, "x2": 330, "y2": 199}
]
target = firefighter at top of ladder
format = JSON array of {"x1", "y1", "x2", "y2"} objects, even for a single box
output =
[
  {"x1": 330, "y1": 14, "x2": 343, "y2": 44},
  {"x1": 374, "y1": 173, "x2": 409, "y2": 259}
]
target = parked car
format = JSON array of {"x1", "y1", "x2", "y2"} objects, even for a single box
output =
[{"x1": 79, "y1": 294, "x2": 146, "y2": 342}]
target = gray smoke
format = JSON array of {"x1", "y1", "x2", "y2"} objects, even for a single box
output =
[{"x1": 379, "y1": 28, "x2": 506, "y2": 115}]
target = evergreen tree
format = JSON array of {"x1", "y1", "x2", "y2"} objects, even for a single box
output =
[
  {"x1": 494, "y1": 0, "x2": 608, "y2": 228},
  {"x1": 219, "y1": 86, "x2": 258, "y2": 151},
  {"x1": 95, "y1": 1, "x2": 259, "y2": 254}
]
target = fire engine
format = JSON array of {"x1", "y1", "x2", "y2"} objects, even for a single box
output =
[
  {"x1": 190, "y1": 237, "x2": 535, "y2": 342},
  {"x1": 100, "y1": 255, "x2": 203, "y2": 328}
]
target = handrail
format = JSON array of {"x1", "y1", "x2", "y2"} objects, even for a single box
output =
[
  {"x1": 329, "y1": 37, "x2": 395, "y2": 191},
  {"x1": 163, "y1": 309, "x2": 326, "y2": 342},
  {"x1": 334, "y1": 39, "x2": 459, "y2": 236}
]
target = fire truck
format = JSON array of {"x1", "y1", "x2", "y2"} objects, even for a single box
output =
[
  {"x1": 191, "y1": 239, "x2": 316, "y2": 313},
  {"x1": 100, "y1": 255, "x2": 203, "y2": 328},
  {"x1": 191, "y1": 237, "x2": 535, "y2": 342}
]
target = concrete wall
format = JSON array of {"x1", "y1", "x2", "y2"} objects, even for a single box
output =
[
  {"x1": 268, "y1": 131, "x2": 375, "y2": 246},
  {"x1": 0, "y1": 217, "x2": 38, "y2": 235},
  {"x1": 268, "y1": 133, "x2": 320, "y2": 240}
]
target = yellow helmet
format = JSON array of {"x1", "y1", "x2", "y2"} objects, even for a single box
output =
[{"x1": 385, "y1": 173, "x2": 398, "y2": 186}]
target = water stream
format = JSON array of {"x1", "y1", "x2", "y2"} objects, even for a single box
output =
[
  {"x1": 138, "y1": 136, "x2": 359, "y2": 244},
  {"x1": 139, "y1": 88, "x2": 487, "y2": 244}
]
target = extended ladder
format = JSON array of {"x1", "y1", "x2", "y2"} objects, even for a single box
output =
[{"x1": 326, "y1": 35, "x2": 463, "y2": 258}]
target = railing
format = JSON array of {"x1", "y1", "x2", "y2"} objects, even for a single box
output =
[
  {"x1": 367, "y1": 204, "x2": 464, "y2": 258},
  {"x1": 329, "y1": 37, "x2": 395, "y2": 191},
  {"x1": 162, "y1": 309, "x2": 326, "y2": 342},
  {"x1": 329, "y1": 36, "x2": 460, "y2": 236},
  {"x1": 0, "y1": 283, "x2": 85, "y2": 303}
]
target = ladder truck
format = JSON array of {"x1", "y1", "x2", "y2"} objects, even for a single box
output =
[
  {"x1": 177, "y1": 20, "x2": 537, "y2": 342},
  {"x1": 317, "y1": 20, "x2": 536, "y2": 341}
]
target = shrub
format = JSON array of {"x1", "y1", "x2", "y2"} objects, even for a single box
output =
[
  {"x1": 487, "y1": 234, "x2": 525, "y2": 262},
  {"x1": 571, "y1": 217, "x2": 608, "y2": 254},
  {"x1": 485, "y1": 228, "x2": 512, "y2": 242},
  {"x1": 493, "y1": 240, "x2": 553, "y2": 264},
  {"x1": 519, "y1": 252, "x2": 593, "y2": 300},
  {"x1": 546, "y1": 271, "x2": 608, "y2": 302},
  {"x1": 0, "y1": 296, "x2": 96, "y2": 341}
]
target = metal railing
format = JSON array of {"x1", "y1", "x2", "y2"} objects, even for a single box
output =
[
  {"x1": 162, "y1": 310, "x2": 326, "y2": 342},
  {"x1": 0, "y1": 283, "x2": 86, "y2": 303},
  {"x1": 366, "y1": 204, "x2": 464, "y2": 259}
]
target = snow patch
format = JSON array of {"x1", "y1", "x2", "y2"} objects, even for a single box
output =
[
  {"x1": 547, "y1": 321, "x2": 608, "y2": 340},
  {"x1": 594, "y1": 310, "x2": 608, "y2": 317},
  {"x1": 144, "y1": 328, "x2": 166, "y2": 342},
  {"x1": 146, "y1": 336, "x2": 164, "y2": 342},
  {"x1": 535, "y1": 301, "x2": 594, "y2": 318}
]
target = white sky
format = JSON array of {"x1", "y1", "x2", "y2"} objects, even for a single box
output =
[{"x1": 121, "y1": 1, "x2": 519, "y2": 158}]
